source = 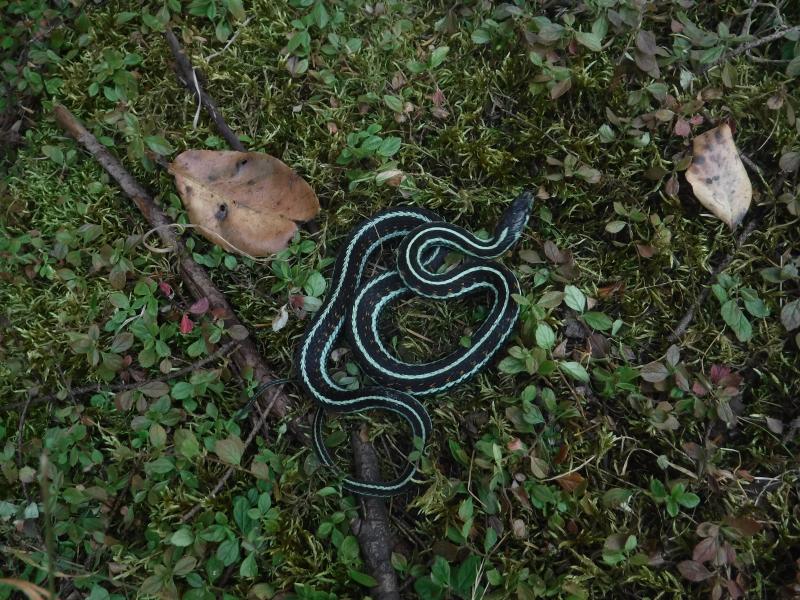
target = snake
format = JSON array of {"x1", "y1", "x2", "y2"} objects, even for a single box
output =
[{"x1": 296, "y1": 191, "x2": 533, "y2": 497}]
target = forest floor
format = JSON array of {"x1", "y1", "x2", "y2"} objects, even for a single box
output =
[{"x1": 1, "y1": 0, "x2": 799, "y2": 599}]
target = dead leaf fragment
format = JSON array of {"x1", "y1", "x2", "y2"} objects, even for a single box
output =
[
  {"x1": 169, "y1": 150, "x2": 319, "y2": 256},
  {"x1": 685, "y1": 124, "x2": 752, "y2": 229}
]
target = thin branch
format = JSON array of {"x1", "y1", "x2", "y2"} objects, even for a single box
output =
[
  {"x1": 162, "y1": 28, "x2": 320, "y2": 234},
  {"x1": 701, "y1": 24, "x2": 800, "y2": 73},
  {"x1": 180, "y1": 386, "x2": 283, "y2": 523},
  {"x1": 52, "y1": 105, "x2": 292, "y2": 419},
  {"x1": 350, "y1": 430, "x2": 401, "y2": 600},
  {"x1": 164, "y1": 29, "x2": 244, "y2": 151},
  {"x1": 668, "y1": 213, "x2": 762, "y2": 343}
]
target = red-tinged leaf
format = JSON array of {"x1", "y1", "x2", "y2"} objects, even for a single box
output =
[
  {"x1": 723, "y1": 516, "x2": 762, "y2": 537},
  {"x1": 553, "y1": 445, "x2": 569, "y2": 465},
  {"x1": 696, "y1": 522, "x2": 719, "y2": 539},
  {"x1": 690, "y1": 114, "x2": 704, "y2": 126},
  {"x1": 180, "y1": 314, "x2": 194, "y2": 334},
  {"x1": 692, "y1": 380, "x2": 709, "y2": 396},
  {"x1": 678, "y1": 560, "x2": 714, "y2": 582},
  {"x1": 431, "y1": 87, "x2": 445, "y2": 108},
  {"x1": 115, "y1": 391, "x2": 133, "y2": 411},
  {"x1": 543, "y1": 240, "x2": 568, "y2": 264},
  {"x1": 726, "y1": 579, "x2": 744, "y2": 599},
  {"x1": 189, "y1": 297, "x2": 210, "y2": 315},
  {"x1": 665, "y1": 173, "x2": 680, "y2": 196},
  {"x1": 597, "y1": 281, "x2": 625, "y2": 298},
  {"x1": 709, "y1": 364, "x2": 731, "y2": 384},
  {"x1": 507, "y1": 438, "x2": 524, "y2": 452},
  {"x1": 674, "y1": 118, "x2": 691, "y2": 137},
  {"x1": 693, "y1": 537, "x2": 718, "y2": 563},
  {"x1": 555, "y1": 472, "x2": 585, "y2": 493},
  {"x1": 636, "y1": 244, "x2": 655, "y2": 258},
  {"x1": 289, "y1": 294, "x2": 305, "y2": 310},
  {"x1": 211, "y1": 306, "x2": 229, "y2": 320},
  {"x1": 158, "y1": 281, "x2": 174, "y2": 298}
]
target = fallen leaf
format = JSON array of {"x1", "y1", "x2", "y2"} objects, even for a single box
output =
[
  {"x1": 189, "y1": 297, "x2": 210, "y2": 315},
  {"x1": 555, "y1": 472, "x2": 585, "y2": 492},
  {"x1": 169, "y1": 150, "x2": 319, "y2": 256},
  {"x1": 158, "y1": 281, "x2": 174, "y2": 298},
  {"x1": 678, "y1": 560, "x2": 714, "y2": 582},
  {"x1": 685, "y1": 124, "x2": 752, "y2": 229},
  {"x1": 179, "y1": 313, "x2": 194, "y2": 334}
]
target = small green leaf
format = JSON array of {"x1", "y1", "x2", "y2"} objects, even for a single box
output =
[
  {"x1": 649, "y1": 479, "x2": 667, "y2": 499},
  {"x1": 42, "y1": 145, "x2": 64, "y2": 164},
  {"x1": 383, "y1": 94, "x2": 404, "y2": 113},
  {"x1": 170, "y1": 528, "x2": 194, "y2": 547},
  {"x1": 429, "y1": 46, "x2": 449, "y2": 68},
  {"x1": 559, "y1": 361, "x2": 589, "y2": 382},
  {"x1": 721, "y1": 300, "x2": 752, "y2": 342},
  {"x1": 144, "y1": 135, "x2": 174, "y2": 155},
  {"x1": 602, "y1": 488, "x2": 633, "y2": 508},
  {"x1": 781, "y1": 299, "x2": 800, "y2": 331},
  {"x1": 563, "y1": 285, "x2": 586, "y2": 312},
  {"x1": 535, "y1": 322, "x2": 556, "y2": 349},
  {"x1": 377, "y1": 136, "x2": 401, "y2": 157},
  {"x1": 471, "y1": 28, "x2": 491, "y2": 44},
  {"x1": 240, "y1": 552, "x2": 258, "y2": 577},
  {"x1": 215, "y1": 435, "x2": 245, "y2": 465},
  {"x1": 431, "y1": 556, "x2": 450, "y2": 587},
  {"x1": 678, "y1": 492, "x2": 700, "y2": 509},
  {"x1": 575, "y1": 30, "x2": 602, "y2": 52},
  {"x1": 349, "y1": 570, "x2": 378, "y2": 587},
  {"x1": 582, "y1": 311, "x2": 612, "y2": 331}
]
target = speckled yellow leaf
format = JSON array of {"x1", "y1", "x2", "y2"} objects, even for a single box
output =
[
  {"x1": 685, "y1": 124, "x2": 751, "y2": 229},
  {"x1": 169, "y1": 150, "x2": 319, "y2": 256}
]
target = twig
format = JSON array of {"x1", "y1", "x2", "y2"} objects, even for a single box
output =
[
  {"x1": 668, "y1": 214, "x2": 762, "y2": 343},
  {"x1": 350, "y1": 430, "x2": 401, "y2": 600},
  {"x1": 162, "y1": 28, "x2": 320, "y2": 234},
  {"x1": 1, "y1": 341, "x2": 240, "y2": 413},
  {"x1": 52, "y1": 105, "x2": 292, "y2": 420},
  {"x1": 164, "y1": 29, "x2": 244, "y2": 151},
  {"x1": 180, "y1": 385, "x2": 283, "y2": 523},
  {"x1": 15, "y1": 393, "x2": 33, "y2": 469},
  {"x1": 701, "y1": 24, "x2": 800, "y2": 73},
  {"x1": 204, "y1": 17, "x2": 252, "y2": 62}
]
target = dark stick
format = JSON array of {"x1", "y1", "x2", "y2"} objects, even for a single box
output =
[
  {"x1": 52, "y1": 105, "x2": 291, "y2": 420},
  {"x1": 164, "y1": 29, "x2": 245, "y2": 152},
  {"x1": 667, "y1": 215, "x2": 762, "y2": 343},
  {"x1": 180, "y1": 388, "x2": 282, "y2": 523},
  {"x1": 162, "y1": 28, "x2": 320, "y2": 234},
  {"x1": 701, "y1": 24, "x2": 800, "y2": 73},
  {"x1": 350, "y1": 431, "x2": 401, "y2": 600}
]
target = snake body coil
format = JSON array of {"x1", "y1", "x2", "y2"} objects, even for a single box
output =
[{"x1": 297, "y1": 192, "x2": 533, "y2": 496}]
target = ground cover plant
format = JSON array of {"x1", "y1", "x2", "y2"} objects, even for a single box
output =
[{"x1": 1, "y1": 0, "x2": 799, "y2": 598}]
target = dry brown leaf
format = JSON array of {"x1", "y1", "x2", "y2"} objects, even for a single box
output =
[
  {"x1": 685, "y1": 124, "x2": 752, "y2": 229},
  {"x1": 169, "y1": 150, "x2": 319, "y2": 256}
]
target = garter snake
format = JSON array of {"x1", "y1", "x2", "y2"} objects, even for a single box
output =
[{"x1": 296, "y1": 191, "x2": 533, "y2": 497}]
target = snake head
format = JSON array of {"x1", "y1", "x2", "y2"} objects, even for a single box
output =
[{"x1": 496, "y1": 190, "x2": 534, "y2": 239}]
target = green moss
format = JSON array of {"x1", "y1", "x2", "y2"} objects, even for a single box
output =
[{"x1": 1, "y1": 0, "x2": 799, "y2": 598}]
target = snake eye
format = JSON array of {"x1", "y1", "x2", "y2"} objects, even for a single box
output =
[{"x1": 215, "y1": 203, "x2": 228, "y2": 221}]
